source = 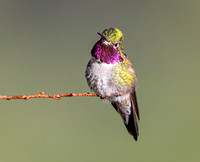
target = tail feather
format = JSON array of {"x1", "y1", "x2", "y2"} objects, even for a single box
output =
[{"x1": 111, "y1": 89, "x2": 139, "y2": 141}]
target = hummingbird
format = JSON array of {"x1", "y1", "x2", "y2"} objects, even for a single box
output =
[{"x1": 85, "y1": 27, "x2": 140, "y2": 140}]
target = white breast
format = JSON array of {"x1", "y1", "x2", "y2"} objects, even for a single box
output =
[{"x1": 85, "y1": 57, "x2": 117, "y2": 96}]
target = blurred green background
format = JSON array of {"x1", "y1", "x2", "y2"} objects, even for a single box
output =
[{"x1": 0, "y1": 0, "x2": 199, "y2": 161}]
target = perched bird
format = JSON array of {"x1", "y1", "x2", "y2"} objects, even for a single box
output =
[{"x1": 85, "y1": 27, "x2": 140, "y2": 140}]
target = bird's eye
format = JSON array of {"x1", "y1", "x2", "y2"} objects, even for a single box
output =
[{"x1": 114, "y1": 42, "x2": 119, "y2": 47}]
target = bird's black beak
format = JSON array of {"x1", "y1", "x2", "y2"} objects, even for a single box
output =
[{"x1": 97, "y1": 32, "x2": 107, "y2": 40}]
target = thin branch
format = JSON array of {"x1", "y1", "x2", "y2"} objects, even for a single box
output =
[{"x1": 0, "y1": 92, "x2": 122, "y2": 100}]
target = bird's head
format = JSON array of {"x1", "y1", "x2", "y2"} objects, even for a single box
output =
[{"x1": 91, "y1": 27, "x2": 124, "y2": 64}]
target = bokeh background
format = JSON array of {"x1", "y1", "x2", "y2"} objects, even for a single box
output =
[{"x1": 0, "y1": 0, "x2": 199, "y2": 161}]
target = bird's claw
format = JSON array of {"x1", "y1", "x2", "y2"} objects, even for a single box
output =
[{"x1": 99, "y1": 95, "x2": 104, "y2": 99}]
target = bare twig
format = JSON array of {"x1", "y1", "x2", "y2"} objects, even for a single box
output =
[{"x1": 0, "y1": 92, "x2": 122, "y2": 100}]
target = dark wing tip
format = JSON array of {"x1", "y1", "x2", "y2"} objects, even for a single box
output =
[
  {"x1": 125, "y1": 108, "x2": 139, "y2": 141},
  {"x1": 128, "y1": 89, "x2": 140, "y2": 141},
  {"x1": 111, "y1": 98, "x2": 139, "y2": 141},
  {"x1": 132, "y1": 90, "x2": 140, "y2": 120},
  {"x1": 133, "y1": 133, "x2": 138, "y2": 141},
  {"x1": 111, "y1": 88, "x2": 140, "y2": 141}
]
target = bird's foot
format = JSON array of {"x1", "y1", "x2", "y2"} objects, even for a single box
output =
[
  {"x1": 99, "y1": 95, "x2": 103, "y2": 99},
  {"x1": 99, "y1": 95, "x2": 107, "y2": 99},
  {"x1": 113, "y1": 93, "x2": 123, "y2": 97}
]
